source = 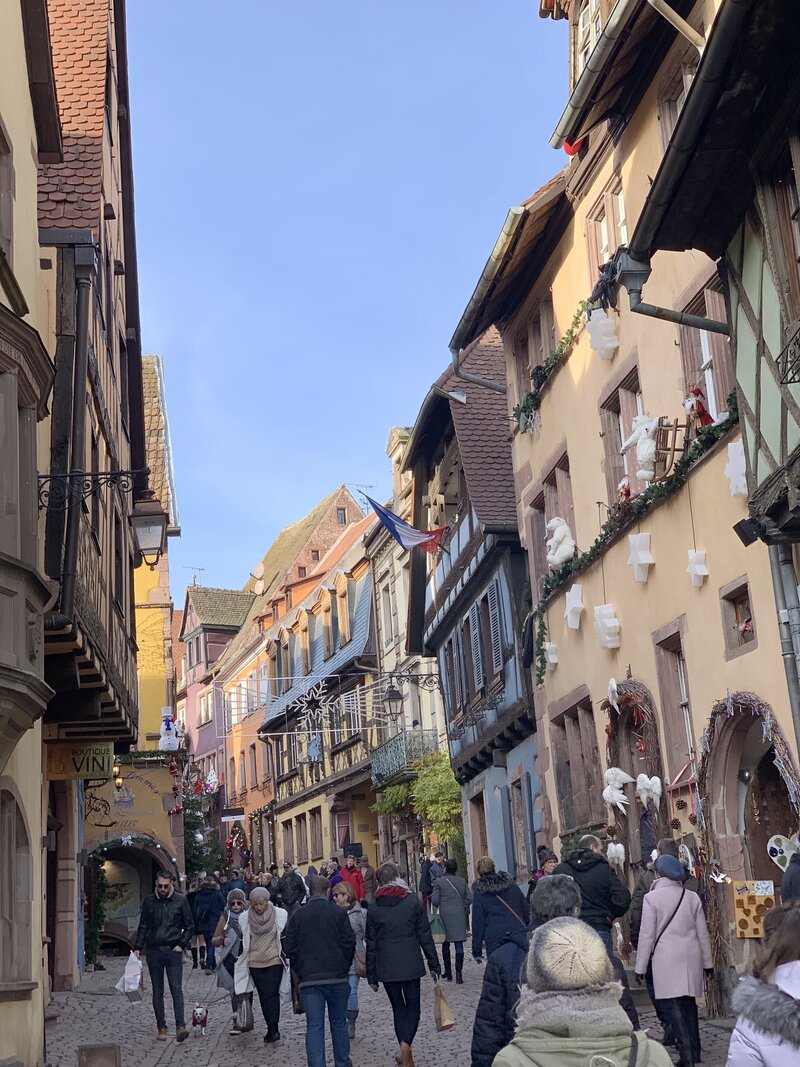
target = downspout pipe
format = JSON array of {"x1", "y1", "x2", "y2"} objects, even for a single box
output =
[
  {"x1": 55, "y1": 243, "x2": 95, "y2": 624},
  {"x1": 449, "y1": 206, "x2": 526, "y2": 395},
  {"x1": 613, "y1": 248, "x2": 730, "y2": 334},
  {"x1": 768, "y1": 545, "x2": 800, "y2": 755}
]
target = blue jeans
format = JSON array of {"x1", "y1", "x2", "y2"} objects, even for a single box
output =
[
  {"x1": 203, "y1": 932, "x2": 216, "y2": 969},
  {"x1": 347, "y1": 974, "x2": 359, "y2": 1013},
  {"x1": 302, "y1": 983, "x2": 350, "y2": 1067},
  {"x1": 145, "y1": 947, "x2": 185, "y2": 1029}
]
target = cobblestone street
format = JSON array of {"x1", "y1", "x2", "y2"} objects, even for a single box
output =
[{"x1": 45, "y1": 953, "x2": 736, "y2": 1067}]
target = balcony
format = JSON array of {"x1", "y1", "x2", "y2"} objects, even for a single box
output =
[{"x1": 371, "y1": 729, "x2": 439, "y2": 789}]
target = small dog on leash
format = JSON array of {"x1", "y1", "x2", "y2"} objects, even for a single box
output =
[{"x1": 192, "y1": 1002, "x2": 208, "y2": 1036}]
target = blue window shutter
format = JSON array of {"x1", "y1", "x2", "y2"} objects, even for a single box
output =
[
  {"x1": 487, "y1": 580, "x2": 504, "y2": 674},
  {"x1": 521, "y1": 772, "x2": 536, "y2": 871},
  {"x1": 500, "y1": 786, "x2": 516, "y2": 876},
  {"x1": 469, "y1": 603, "x2": 484, "y2": 691}
]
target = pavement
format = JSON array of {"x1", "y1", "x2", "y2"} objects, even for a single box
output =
[{"x1": 45, "y1": 952, "x2": 736, "y2": 1066}]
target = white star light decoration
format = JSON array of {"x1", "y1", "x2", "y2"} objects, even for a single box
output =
[
  {"x1": 627, "y1": 533, "x2": 654, "y2": 583},
  {"x1": 594, "y1": 603, "x2": 621, "y2": 649},
  {"x1": 544, "y1": 643, "x2": 558, "y2": 670},
  {"x1": 725, "y1": 440, "x2": 748, "y2": 497},
  {"x1": 687, "y1": 550, "x2": 709, "y2": 587},
  {"x1": 564, "y1": 584, "x2": 585, "y2": 630}
]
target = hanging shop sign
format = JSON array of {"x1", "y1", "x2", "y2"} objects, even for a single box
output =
[{"x1": 47, "y1": 741, "x2": 114, "y2": 781}]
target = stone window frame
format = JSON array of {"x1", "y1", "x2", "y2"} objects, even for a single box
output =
[
  {"x1": 719, "y1": 575, "x2": 758, "y2": 661},
  {"x1": 0, "y1": 778, "x2": 35, "y2": 997}
]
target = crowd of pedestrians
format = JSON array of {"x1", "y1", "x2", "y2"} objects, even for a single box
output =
[{"x1": 130, "y1": 839, "x2": 800, "y2": 1067}]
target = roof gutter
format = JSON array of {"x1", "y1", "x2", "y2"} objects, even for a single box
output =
[
  {"x1": 550, "y1": 0, "x2": 641, "y2": 149},
  {"x1": 448, "y1": 206, "x2": 526, "y2": 396},
  {"x1": 628, "y1": 0, "x2": 757, "y2": 260}
]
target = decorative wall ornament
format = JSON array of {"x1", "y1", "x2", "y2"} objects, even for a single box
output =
[
  {"x1": 607, "y1": 841, "x2": 626, "y2": 872},
  {"x1": 724, "y1": 439, "x2": 749, "y2": 497},
  {"x1": 603, "y1": 767, "x2": 635, "y2": 813},
  {"x1": 594, "y1": 603, "x2": 621, "y2": 649},
  {"x1": 621, "y1": 413, "x2": 659, "y2": 483},
  {"x1": 608, "y1": 677, "x2": 620, "y2": 712},
  {"x1": 635, "y1": 774, "x2": 662, "y2": 809},
  {"x1": 586, "y1": 306, "x2": 619, "y2": 360},
  {"x1": 564, "y1": 584, "x2": 585, "y2": 630},
  {"x1": 626, "y1": 533, "x2": 654, "y2": 583},
  {"x1": 545, "y1": 516, "x2": 576, "y2": 569},
  {"x1": 544, "y1": 643, "x2": 558, "y2": 670},
  {"x1": 687, "y1": 549, "x2": 709, "y2": 587}
]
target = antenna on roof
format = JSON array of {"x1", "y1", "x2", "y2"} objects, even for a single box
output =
[
  {"x1": 182, "y1": 565, "x2": 206, "y2": 586},
  {"x1": 347, "y1": 484, "x2": 375, "y2": 513}
]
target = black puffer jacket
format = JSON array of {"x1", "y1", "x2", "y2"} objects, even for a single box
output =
[
  {"x1": 365, "y1": 888, "x2": 440, "y2": 984},
  {"x1": 470, "y1": 924, "x2": 530, "y2": 1067},
  {"x1": 134, "y1": 890, "x2": 194, "y2": 951},
  {"x1": 553, "y1": 849, "x2": 630, "y2": 932},
  {"x1": 471, "y1": 872, "x2": 529, "y2": 959}
]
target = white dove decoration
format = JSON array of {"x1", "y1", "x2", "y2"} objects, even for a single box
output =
[
  {"x1": 608, "y1": 677, "x2": 620, "y2": 712},
  {"x1": 607, "y1": 842, "x2": 626, "y2": 872},
  {"x1": 602, "y1": 766, "x2": 635, "y2": 812},
  {"x1": 636, "y1": 774, "x2": 662, "y2": 809}
]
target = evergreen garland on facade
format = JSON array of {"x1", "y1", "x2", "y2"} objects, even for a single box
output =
[{"x1": 512, "y1": 300, "x2": 590, "y2": 431}]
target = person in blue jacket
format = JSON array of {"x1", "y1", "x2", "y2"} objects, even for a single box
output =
[
  {"x1": 192, "y1": 876, "x2": 226, "y2": 972},
  {"x1": 471, "y1": 856, "x2": 529, "y2": 961}
]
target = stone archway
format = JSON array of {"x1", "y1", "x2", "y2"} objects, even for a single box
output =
[{"x1": 88, "y1": 834, "x2": 179, "y2": 948}]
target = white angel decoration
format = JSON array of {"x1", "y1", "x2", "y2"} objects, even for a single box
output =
[
  {"x1": 545, "y1": 516, "x2": 576, "y2": 569},
  {"x1": 608, "y1": 677, "x2": 620, "y2": 712},
  {"x1": 607, "y1": 842, "x2": 626, "y2": 872},
  {"x1": 635, "y1": 774, "x2": 662, "y2": 810},
  {"x1": 602, "y1": 766, "x2": 635, "y2": 812},
  {"x1": 621, "y1": 413, "x2": 659, "y2": 482}
]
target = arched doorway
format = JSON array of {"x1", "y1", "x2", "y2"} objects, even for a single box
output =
[{"x1": 87, "y1": 835, "x2": 179, "y2": 949}]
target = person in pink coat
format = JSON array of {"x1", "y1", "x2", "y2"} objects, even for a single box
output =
[
  {"x1": 726, "y1": 903, "x2": 800, "y2": 1067},
  {"x1": 635, "y1": 854, "x2": 712, "y2": 1067}
]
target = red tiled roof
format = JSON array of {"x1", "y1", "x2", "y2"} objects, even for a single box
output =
[
  {"x1": 442, "y1": 328, "x2": 517, "y2": 530},
  {"x1": 38, "y1": 0, "x2": 108, "y2": 232}
]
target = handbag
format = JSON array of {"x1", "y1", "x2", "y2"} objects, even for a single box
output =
[
  {"x1": 429, "y1": 911, "x2": 446, "y2": 944},
  {"x1": 279, "y1": 958, "x2": 292, "y2": 1004},
  {"x1": 233, "y1": 993, "x2": 254, "y2": 1032},
  {"x1": 354, "y1": 950, "x2": 367, "y2": 978},
  {"x1": 433, "y1": 981, "x2": 455, "y2": 1031},
  {"x1": 291, "y1": 968, "x2": 304, "y2": 1015}
]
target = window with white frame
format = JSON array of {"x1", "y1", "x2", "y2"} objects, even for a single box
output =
[
  {"x1": 575, "y1": 0, "x2": 601, "y2": 80},
  {"x1": 380, "y1": 583, "x2": 394, "y2": 647},
  {"x1": 589, "y1": 180, "x2": 628, "y2": 277}
]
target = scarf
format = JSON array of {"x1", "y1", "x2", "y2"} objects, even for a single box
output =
[
  {"x1": 247, "y1": 901, "x2": 277, "y2": 938},
  {"x1": 515, "y1": 981, "x2": 630, "y2": 1032},
  {"x1": 375, "y1": 878, "x2": 410, "y2": 899}
]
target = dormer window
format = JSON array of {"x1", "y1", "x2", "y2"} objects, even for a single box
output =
[
  {"x1": 279, "y1": 630, "x2": 292, "y2": 693},
  {"x1": 267, "y1": 643, "x2": 278, "y2": 698},
  {"x1": 320, "y1": 591, "x2": 334, "y2": 659},
  {"x1": 576, "y1": 0, "x2": 601, "y2": 79},
  {"x1": 299, "y1": 612, "x2": 311, "y2": 676},
  {"x1": 334, "y1": 574, "x2": 351, "y2": 644}
]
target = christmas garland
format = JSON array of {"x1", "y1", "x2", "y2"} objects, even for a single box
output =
[
  {"x1": 535, "y1": 397, "x2": 739, "y2": 682},
  {"x1": 84, "y1": 854, "x2": 107, "y2": 966},
  {"x1": 512, "y1": 300, "x2": 589, "y2": 432}
]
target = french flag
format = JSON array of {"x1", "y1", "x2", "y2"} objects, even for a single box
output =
[{"x1": 365, "y1": 496, "x2": 448, "y2": 554}]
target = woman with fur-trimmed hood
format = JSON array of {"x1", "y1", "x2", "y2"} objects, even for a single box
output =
[
  {"x1": 471, "y1": 856, "x2": 529, "y2": 961},
  {"x1": 726, "y1": 903, "x2": 800, "y2": 1067}
]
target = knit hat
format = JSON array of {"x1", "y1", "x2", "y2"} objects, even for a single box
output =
[
  {"x1": 538, "y1": 848, "x2": 558, "y2": 865},
  {"x1": 655, "y1": 854, "x2": 685, "y2": 881},
  {"x1": 227, "y1": 888, "x2": 246, "y2": 906},
  {"x1": 526, "y1": 917, "x2": 613, "y2": 992},
  {"x1": 248, "y1": 886, "x2": 270, "y2": 903}
]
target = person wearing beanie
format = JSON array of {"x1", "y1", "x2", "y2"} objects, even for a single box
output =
[
  {"x1": 245, "y1": 886, "x2": 288, "y2": 1044},
  {"x1": 212, "y1": 888, "x2": 255, "y2": 1035},
  {"x1": 527, "y1": 848, "x2": 558, "y2": 907},
  {"x1": 635, "y1": 855, "x2": 712, "y2": 1067},
  {"x1": 493, "y1": 917, "x2": 672, "y2": 1067}
]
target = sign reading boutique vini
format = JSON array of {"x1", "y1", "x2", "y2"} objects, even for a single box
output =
[{"x1": 47, "y1": 741, "x2": 114, "y2": 780}]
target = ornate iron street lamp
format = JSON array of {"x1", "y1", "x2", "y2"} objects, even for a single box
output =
[
  {"x1": 130, "y1": 489, "x2": 169, "y2": 569},
  {"x1": 382, "y1": 681, "x2": 404, "y2": 723}
]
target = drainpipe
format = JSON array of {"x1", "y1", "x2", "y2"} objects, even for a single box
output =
[
  {"x1": 448, "y1": 207, "x2": 526, "y2": 395},
  {"x1": 613, "y1": 248, "x2": 729, "y2": 334},
  {"x1": 769, "y1": 545, "x2": 800, "y2": 754},
  {"x1": 56, "y1": 247, "x2": 95, "y2": 624}
]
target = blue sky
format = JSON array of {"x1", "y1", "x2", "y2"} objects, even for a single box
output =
[{"x1": 126, "y1": 2, "x2": 568, "y2": 594}]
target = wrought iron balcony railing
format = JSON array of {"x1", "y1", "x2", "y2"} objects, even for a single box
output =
[{"x1": 371, "y1": 729, "x2": 439, "y2": 788}]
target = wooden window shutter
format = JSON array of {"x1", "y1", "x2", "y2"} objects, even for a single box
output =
[
  {"x1": 600, "y1": 407, "x2": 623, "y2": 504},
  {"x1": 451, "y1": 635, "x2": 464, "y2": 711},
  {"x1": 500, "y1": 786, "x2": 516, "y2": 875},
  {"x1": 487, "y1": 580, "x2": 504, "y2": 675},
  {"x1": 438, "y1": 647, "x2": 452, "y2": 718},
  {"x1": 521, "y1": 772, "x2": 536, "y2": 870},
  {"x1": 469, "y1": 603, "x2": 484, "y2": 692},
  {"x1": 679, "y1": 321, "x2": 703, "y2": 393},
  {"x1": 619, "y1": 387, "x2": 647, "y2": 494},
  {"x1": 555, "y1": 463, "x2": 575, "y2": 535},
  {"x1": 704, "y1": 288, "x2": 734, "y2": 409},
  {"x1": 543, "y1": 478, "x2": 559, "y2": 524}
]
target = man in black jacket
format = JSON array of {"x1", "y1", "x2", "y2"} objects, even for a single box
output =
[
  {"x1": 553, "y1": 833, "x2": 631, "y2": 954},
  {"x1": 279, "y1": 860, "x2": 308, "y2": 917},
  {"x1": 134, "y1": 872, "x2": 194, "y2": 1042},
  {"x1": 283, "y1": 876, "x2": 355, "y2": 1067}
]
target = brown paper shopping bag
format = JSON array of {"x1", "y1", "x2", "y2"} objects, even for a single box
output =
[{"x1": 433, "y1": 981, "x2": 455, "y2": 1031}]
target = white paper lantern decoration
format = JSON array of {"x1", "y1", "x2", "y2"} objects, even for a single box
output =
[
  {"x1": 687, "y1": 550, "x2": 709, "y2": 587},
  {"x1": 544, "y1": 643, "x2": 558, "y2": 670},
  {"x1": 627, "y1": 533, "x2": 654, "y2": 583},
  {"x1": 724, "y1": 440, "x2": 748, "y2": 497},
  {"x1": 594, "y1": 603, "x2": 621, "y2": 649},
  {"x1": 564, "y1": 584, "x2": 585, "y2": 630},
  {"x1": 587, "y1": 307, "x2": 619, "y2": 360}
]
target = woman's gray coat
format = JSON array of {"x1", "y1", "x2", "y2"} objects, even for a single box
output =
[{"x1": 432, "y1": 874, "x2": 472, "y2": 943}]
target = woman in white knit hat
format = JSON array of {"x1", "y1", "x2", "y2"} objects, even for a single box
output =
[{"x1": 493, "y1": 916, "x2": 672, "y2": 1067}]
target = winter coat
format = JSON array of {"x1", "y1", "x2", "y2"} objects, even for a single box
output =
[
  {"x1": 430, "y1": 861, "x2": 444, "y2": 883},
  {"x1": 471, "y1": 925, "x2": 529, "y2": 1067},
  {"x1": 341, "y1": 865, "x2": 365, "y2": 901},
  {"x1": 432, "y1": 874, "x2": 472, "y2": 943},
  {"x1": 629, "y1": 866, "x2": 701, "y2": 945},
  {"x1": 471, "y1": 871, "x2": 529, "y2": 959},
  {"x1": 493, "y1": 984, "x2": 672, "y2": 1067},
  {"x1": 726, "y1": 960, "x2": 800, "y2": 1067},
  {"x1": 634, "y1": 878, "x2": 712, "y2": 999},
  {"x1": 278, "y1": 870, "x2": 307, "y2": 908},
  {"x1": 780, "y1": 853, "x2": 800, "y2": 902},
  {"x1": 346, "y1": 903, "x2": 366, "y2": 977},
  {"x1": 134, "y1": 890, "x2": 194, "y2": 951},
  {"x1": 215, "y1": 910, "x2": 255, "y2": 996},
  {"x1": 365, "y1": 887, "x2": 440, "y2": 984},
  {"x1": 328, "y1": 869, "x2": 344, "y2": 901},
  {"x1": 361, "y1": 864, "x2": 377, "y2": 901},
  {"x1": 192, "y1": 885, "x2": 226, "y2": 935},
  {"x1": 553, "y1": 849, "x2": 630, "y2": 933},
  {"x1": 226, "y1": 878, "x2": 246, "y2": 895},
  {"x1": 282, "y1": 896, "x2": 355, "y2": 988},
  {"x1": 419, "y1": 859, "x2": 433, "y2": 894}
]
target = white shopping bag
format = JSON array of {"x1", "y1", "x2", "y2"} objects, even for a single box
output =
[
  {"x1": 114, "y1": 951, "x2": 143, "y2": 1002},
  {"x1": 279, "y1": 960, "x2": 292, "y2": 1005}
]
